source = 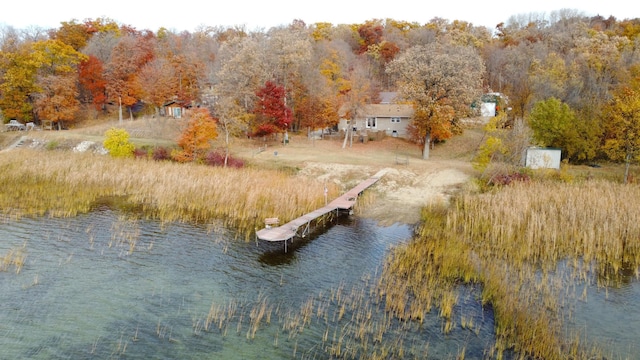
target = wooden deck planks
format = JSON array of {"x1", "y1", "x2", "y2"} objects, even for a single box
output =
[{"x1": 256, "y1": 172, "x2": 384, "y2": 242}]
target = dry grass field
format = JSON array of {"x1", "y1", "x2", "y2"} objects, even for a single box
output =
[{"x1": 1, "y1": 117, "x2": 485, "y2": 225}]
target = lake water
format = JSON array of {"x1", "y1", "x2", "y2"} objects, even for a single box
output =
[{"x1": 0, "y1": 208, "x2": 638, "y2": 359}]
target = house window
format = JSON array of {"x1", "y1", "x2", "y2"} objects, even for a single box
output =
[
  {"x1": 391, "y1": 117, "x2": 401, "y2": 123},
  {"x1": 366, "y1": 117, "x2": 377, "y2": 129}
]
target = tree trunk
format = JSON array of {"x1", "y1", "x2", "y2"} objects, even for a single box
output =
[
  {"x1": 422, "y1": 133, "x2": 431, "y2": 160},
  {"x1": 624, "y1": 152, "x2": 631, "y2": 184},
  {"x1": 118, "y1": 97, "x2": 123, "y2": 125},
  {"x1": 342, "y1": 124, "x2": 349, "y2": 149},
  {"x1": 224, "y1": 128, "x2": 230, "y2": 168}
]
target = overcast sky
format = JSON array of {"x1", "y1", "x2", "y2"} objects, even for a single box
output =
[{"x1": 1, "y1": 0, "x2": 636, "y2": 32}]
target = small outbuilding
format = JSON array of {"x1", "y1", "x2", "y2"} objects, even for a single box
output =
[
  {"x1": 162, "y1": 100, "x2": 184, "y2": 118},
  {"x1": 525, "y1": 147, "x2": 562, "y2": 169}
]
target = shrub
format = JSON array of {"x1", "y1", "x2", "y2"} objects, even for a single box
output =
[
  {"x1": 133, "y1": 147, "x2": 148, "y2": 159},
  {"x1": 204, "y1": 150, "x2": 244, "y2": 168},
  {"x1": 489, "y1": 172, "x2": 530, "y2": 186},
  {"x1": 46, "y1": 140, "x2": 59, "y2": 151},
  {"x1": 152, "y1": 146, "x2": 171, "y2": 161},
  {"x1": 103, "y1": 128, "x2": 135, "y2": 158}
]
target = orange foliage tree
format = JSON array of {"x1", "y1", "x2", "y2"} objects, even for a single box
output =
[
  {"x1": 174, "y1": 108, "x2": 218, "y2": 162},
  {"x1": 104, "y1": 32, "x2": 155, "y2": 117},
  {"x1": 32, "y1": 39, "x2": 87, "y2": 127}
]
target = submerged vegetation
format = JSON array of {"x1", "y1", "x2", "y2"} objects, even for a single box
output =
[{"x1": 0, "y1": 148, "x2": 339, "y2": 239}]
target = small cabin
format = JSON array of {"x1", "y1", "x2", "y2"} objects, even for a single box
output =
[{"x1": 162, "y1": 100, "x2": 184, "y2": 118}]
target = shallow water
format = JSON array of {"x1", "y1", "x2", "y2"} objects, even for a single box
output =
[
  {"x1": 0, "y1": 209, "x2": 497, "y2": 359},
  {"x1": 0, "y1": 209, "x2": 638, "y2": 359}
]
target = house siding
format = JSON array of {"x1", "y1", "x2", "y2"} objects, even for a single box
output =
[{"x1": 339, "y1": 103, "x2": 414, "y2": 138}]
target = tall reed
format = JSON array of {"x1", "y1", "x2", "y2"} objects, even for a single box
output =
[
  {"x1": 379, "y1": 179, "x2": 638, "y2": 359},
  {"x1": 0, "y1": 246, "x2": 26, "y2": 274},
  {"x1": 0, "y1": 149, "x2": 340, "y2": 239}
]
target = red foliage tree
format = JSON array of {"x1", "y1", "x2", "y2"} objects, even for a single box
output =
[
  {"x1": 379, "y1": 41, "x2": 400, "y2": 63},
  {"x1": 78, "y1": 55, "x2": 108, "y2": 111},
  {"x1": 252, "y1": 81, "x2": 292, "y2": 137},
  {"x1": 357, "y1": 21, "x2": 384, "y2": 54}
]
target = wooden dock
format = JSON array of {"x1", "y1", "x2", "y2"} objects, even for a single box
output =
[{"x1": 256, "y1": 170, "x2": 384, "y2": 251}]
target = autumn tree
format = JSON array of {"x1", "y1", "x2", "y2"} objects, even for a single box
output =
[
  {"x1": 103, "y1": 128, "x2": 135, "y2": 157},
  {"x1": 137, "y1": 57, "x2": 177, "y2": 115},
  {"x1": 211, "y1": 97, "x2": 249, "y2": 167},
  {"x1": 104, "y1": 32, "x2": 155, "y2": 120},
  {"x1": 174, "y1": 108, "x2": 218, "y2": 162},
  {"x1": 252, "y1": 81, "x2": 292, "y2": 137},
  {"x1": 212, "y1": 34, "x2": 269, "y2": 126},
  {"x1": 0, "y1": 38, "x2": 85, "y2": 123},
  {"x1": 292, "y1": 75, "x2": 338, "y2": 139},
  {"x1": 340, "y1": 58, "x2": 377, "y2": 148},
  {"x1": 356, "y1": 20, "x2": 384, "y2": 54},
  {"x1": 387, "y1": 42, "x2": 484, "y2": 159},
  {"x1": 266, "y1": 23, "x2": 312, "y2": 132},
  {"x1": 0, "y1": 41, "x2": 39, "y2": 121},
  {"x1": 601, "y1": 86, "x2": 640, "y2": 183},
  {"x1": 48, "y1": 20, "x2": 92, "y2": 51},
  {"x1": 528, "y1": 97, "x2": 600, "y2": 162},
  {"x1": 31, "y1": 39, "x2": 87, "y2": 127},
  {"x1": 82, "y1": 30, "x2": 120, "y2": 64},
  {"x1": 33, "y1": 75, "x2": 79, "y2": 127},
  {"x1": 472, "y1": 113, "x2": 510, "y2": 180},
  {"x1": 78, "y1": 55, "x2": 108, "y2": 112}
]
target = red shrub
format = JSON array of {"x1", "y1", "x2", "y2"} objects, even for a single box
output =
[
  {"x1": 204, "y1": 150, "x2": 244, "y2": 168},
  {"x1": 152, "y1": 147, "x2": 171, "y2": 161},
  {"x1": 490, "y1": 172, "x2": 530, "y2": 186}
]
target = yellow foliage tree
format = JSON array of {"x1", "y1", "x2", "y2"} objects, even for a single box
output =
[{"x1": 602, "y1": 86, "x2": 640, "y2": 183}]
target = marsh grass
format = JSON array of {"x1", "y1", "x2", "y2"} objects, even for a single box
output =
[
  {"x1": 196, "y1": 279, "x2": 456, "y2": 359},
  {"x1": 0, "y1": 245, "x2": 26, "y2": 273},
  {"x1": 379, "y1": 179, "x2": 639, "y2": 359},
  {"x1": 0, "y1": 149, "x2": 340, "y2": 239}
]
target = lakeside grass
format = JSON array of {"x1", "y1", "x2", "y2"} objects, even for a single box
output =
[
  {"x1": 379, "y1": 179, "x2": 640, "y2": 359},
  {"x1": 0, "y1": 148, "x2": 340, "y2": 239}
]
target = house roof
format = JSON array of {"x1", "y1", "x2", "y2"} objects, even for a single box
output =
[
  {"x1": 338, "y1": 91, "x2": 414, "y2": 118},
  {"x1": 338, "y1": 103, "x2": 414, "y2": 118},
  {"x1": 363, "y1": 103, "x2": 413, "y2": 117}
]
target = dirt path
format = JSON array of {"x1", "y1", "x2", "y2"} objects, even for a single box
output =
[
  {"x1": 297, "y1": 159, "x2": 472, "y2": 225},
  {"x1": 248, "y1": 131, "x2": 481, "y2": 225}
]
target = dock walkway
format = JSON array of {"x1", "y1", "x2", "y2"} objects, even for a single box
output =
[{"x1": 256, "y1": 170, "x2": 384, "y2": 249}]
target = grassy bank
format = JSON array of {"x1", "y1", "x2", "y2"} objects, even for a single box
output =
[
  {"x1": 0, "y1": 149, "x2": 340, "y2": 239},
  {"x1": 379, "y1": 179, "x2": 640, "y2": 359}
]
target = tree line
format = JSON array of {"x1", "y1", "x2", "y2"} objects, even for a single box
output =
[{"x1": 1, "y1": 10, "x2": 639, "y2": 165}]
